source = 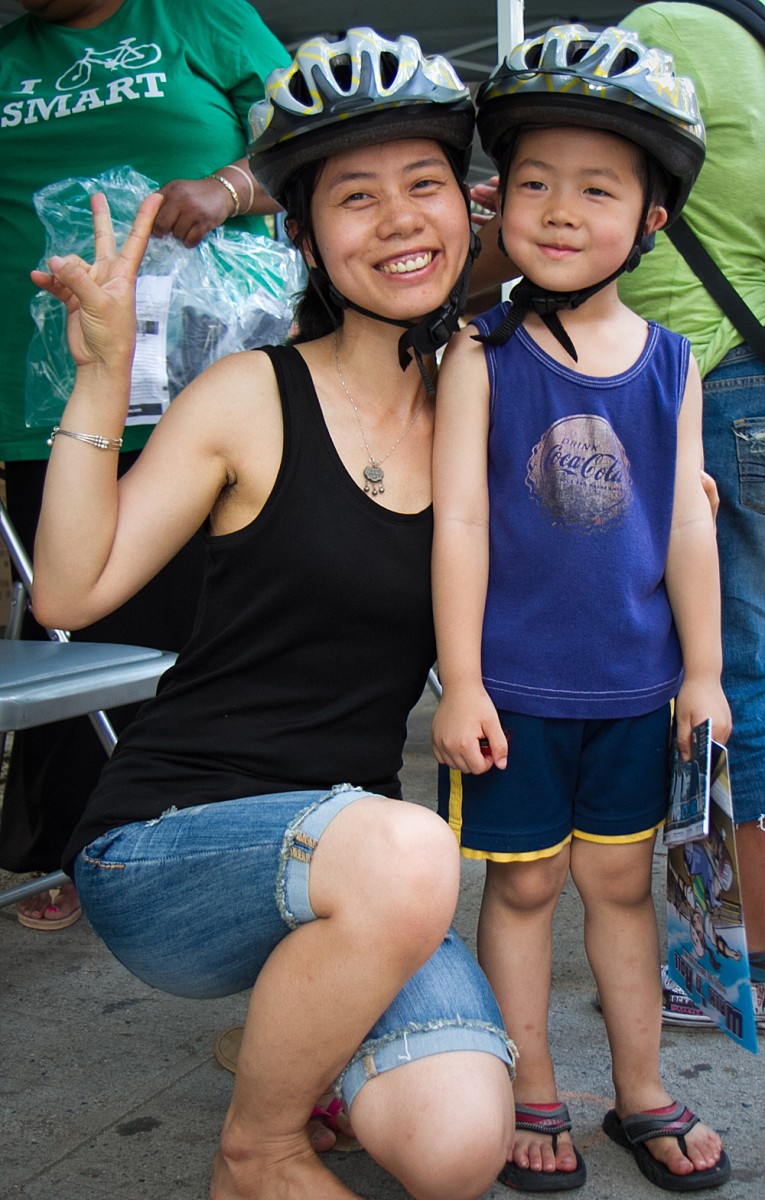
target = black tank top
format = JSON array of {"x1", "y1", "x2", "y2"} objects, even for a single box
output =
[{"x1": 63, "y1": 346, "x2": 436, "y2": 869}]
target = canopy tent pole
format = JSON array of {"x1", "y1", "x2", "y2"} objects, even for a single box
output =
[
  {"x1": 496, "y1": 1, "x2": 525, "y2": 299},
  {"x1": 497, "y1": 0, "x2": 525, "y2": 62}
]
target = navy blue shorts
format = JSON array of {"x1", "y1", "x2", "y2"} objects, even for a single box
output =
[{"x1": 437, "y1": 706, "x2": 672, "y2": 860}]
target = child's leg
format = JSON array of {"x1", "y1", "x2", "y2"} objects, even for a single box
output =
[
  {"x1": 478, "y1": 850, "x2": 582, "y2": 1178},
  {"x1": 571, "y1": 836, "x2": 726, "y2": 1179}
]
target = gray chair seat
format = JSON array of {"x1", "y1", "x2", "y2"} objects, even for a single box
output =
[
  {"x1": 0, "y1": 640, "x2": 176, "y2": 909},
  {"x1": 0, "y1": 641, "x2": 175, "y2": 729}
]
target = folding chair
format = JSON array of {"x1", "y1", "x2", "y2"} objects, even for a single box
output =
[{"x1": 0, "y1": 499, "x2": 176, "y2": 909}]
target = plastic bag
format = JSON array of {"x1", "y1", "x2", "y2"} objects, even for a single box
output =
[{"x1": 25, "y1": 165, "x2": 306, "y2": 429}]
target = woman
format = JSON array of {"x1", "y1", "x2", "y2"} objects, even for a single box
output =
[
  {"x1": 1, "y1": 0, "x2": 288, "y2": 929},
  {"x1": 31, "y1": 28, "x2": 516, "y2": 1200}
]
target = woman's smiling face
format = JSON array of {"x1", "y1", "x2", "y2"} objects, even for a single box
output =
[{"x1": 306, "y1": 138, "x2": 471, "y2": 323}]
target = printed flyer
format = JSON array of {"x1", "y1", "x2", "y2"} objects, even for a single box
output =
[
  {"x1": 666, "y1": 741, "x2": 758, "y2": 1053},
  {"x1": 664, "y1": 719, "x2": 711, "y2": 846}
]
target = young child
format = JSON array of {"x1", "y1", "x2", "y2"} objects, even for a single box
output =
[{"x1": 432, "y1": 24, "x2": 732, "y2": 1195}]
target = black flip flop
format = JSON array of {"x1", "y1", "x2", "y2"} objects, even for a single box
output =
[
  {"x1": 603, "y1": 1102, "x2": 731, "y2": 1192},
  {"x1": 499, "y1": 1101, "x2": 586, "y2": 1192}
]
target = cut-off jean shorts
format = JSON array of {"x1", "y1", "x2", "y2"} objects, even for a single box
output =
[
  {"x1": 703, "y1": 344, "x2": 765, "y2": 824},
  {"x1": 74, "y1": 784, "x2": 516, "y2": 1107}
]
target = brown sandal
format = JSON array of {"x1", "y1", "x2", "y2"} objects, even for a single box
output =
[{"x1": 17, "y1": 882, "x2": 82, "y2": 930}]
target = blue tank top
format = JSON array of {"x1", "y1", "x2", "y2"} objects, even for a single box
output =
[{"x1": 472, "y1": 307, "x2": 688, "y2": 718}]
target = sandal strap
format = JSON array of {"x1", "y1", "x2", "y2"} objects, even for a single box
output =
[
  {"x1": 514, "y1": 1101, "x2": 573, "y2": 1138},
  {"x1": 619, "y1": 1102, "x2": 699, "y2": 1147},
  {"x1": 312, "y1": 1096, "x2": 343, "y2": 1122}
]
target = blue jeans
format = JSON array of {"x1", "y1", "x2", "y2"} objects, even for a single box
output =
[
  {"x1": 74, "y1": 784, "x2": 515, "y2": 1107},
  {"x1": 703, "y1": 344, "x2": 765, "y2": 823}
]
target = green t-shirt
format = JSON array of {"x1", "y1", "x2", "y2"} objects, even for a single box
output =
[
  {"x1": 619, "y1": 3, "x2": 765, "y2": 377},
  {"x1": 0, "y1": 0, "x2": 289, "y2": 460}
]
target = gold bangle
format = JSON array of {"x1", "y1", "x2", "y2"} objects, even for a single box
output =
[
  {"x1": 48, "y1": 426, "x2": 123, "y2": 451},
  {"x1": 218, "y1": 163, "x2": 255, "y2": 213},
  {"x1": 207, "y1": 172, "x2": 240, "y2": 218}
]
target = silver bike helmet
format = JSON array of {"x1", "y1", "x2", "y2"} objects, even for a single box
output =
[
  {"x1": 476, "y1": 23, "x2": 705, "y2": 227},
  {"x1": 248, "y1": 27, "x2": 475, "y2": 204}
]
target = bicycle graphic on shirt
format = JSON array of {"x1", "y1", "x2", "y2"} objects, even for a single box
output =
[{"x1": 55, "y1": 38, "x2": 162, "y2": 90}]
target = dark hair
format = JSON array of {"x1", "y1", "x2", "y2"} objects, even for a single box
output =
[
  {"x1": 282, "y1": 159, "x2": 344, "y2": 344},
  {"x1": 282, "y1": 142, "x2": 471, "y2": 344},
  {"x1": 630, "y1": 144, "x2": 670, "y2": 211}
]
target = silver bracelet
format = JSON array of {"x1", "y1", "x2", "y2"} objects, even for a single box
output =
[
  {"x1": 48, "y1": 426, "x2": 123, "y2": 451},
  {"x1": 207, "y1": 172, "x2": 241, "y2": 218},
  {"x1": 219, "y1": 163, "x2": 255, "y2": 213}
]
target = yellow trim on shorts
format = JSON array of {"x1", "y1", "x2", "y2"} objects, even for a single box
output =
[
  {"x1": 444, "y1": 768, "x2": 464, "y2": 844},
  {"x1": 446, "y1": 769, "x2": 665, "y2": 862},
  {"x1": 572, "y1": 818, "x2": 665, "y2": 845},
  {"x1": 460, "y1": 836, "x2": 573, "y2": 864}
]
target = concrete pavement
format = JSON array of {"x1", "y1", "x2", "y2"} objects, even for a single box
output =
[{"x1": 1, "y1": 687, "x2": 762, "y2": 1198}]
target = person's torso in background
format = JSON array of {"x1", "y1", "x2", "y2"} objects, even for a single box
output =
[
  {"x1": 619, "y1": 3, "x2": 765, "y2": 377},
  {"x1": 0, "y1": 0, "x2": 289, "y2": 459}
]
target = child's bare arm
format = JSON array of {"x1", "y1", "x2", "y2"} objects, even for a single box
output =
[
  {"x1": 431, "y1": 327, "x2": 508, "y2": 773},
  {"x1": 665, "y1": 356, "x2": 731, "y2": 758}
]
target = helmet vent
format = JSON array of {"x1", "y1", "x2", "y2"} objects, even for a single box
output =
[
  {"x1": 329, "y1": 53, "x2": 354, "y2": 93},
  {"x1": 524, "y1": 44, "x2": 543, "y2": 69},
  {"x1": 288, "y1": 70, "x2": 313, "y2": 106},
  {"x1": 609, "y1": 48, "x2": 640, "y2": 76},
  {"x1": 379, "y1": 51, "x2": 401, "y2": 88},
  {"x1": 568, "y1": 42, "x2": 594, "y2": 64}
]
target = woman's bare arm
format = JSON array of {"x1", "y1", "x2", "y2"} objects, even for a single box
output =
[{"x1": 31, "y1": 193, "x2": 282, "y2": 628}]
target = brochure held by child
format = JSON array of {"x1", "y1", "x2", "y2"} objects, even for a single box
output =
[
  {"x1": 664, "y1": 718, "x2": 712, "y2": 847},
  {"x1": 665, "y1": 728, "x2": 758, "y2": 1053}
]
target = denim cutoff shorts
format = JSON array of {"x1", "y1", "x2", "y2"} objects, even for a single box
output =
[
  {"x1": 74, "y1": 784, "x2": 516, "y2": 1107},
  {"x1": 703, "y1": 344, "x2": 765, "y2": 823}
]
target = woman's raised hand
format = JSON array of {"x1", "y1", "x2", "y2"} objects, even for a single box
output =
[{"x1": 30, "y1": 191, "x2": 165, "y2": 371}]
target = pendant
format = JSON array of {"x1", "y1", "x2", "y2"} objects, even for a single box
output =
[{"x1": 363, "y1": 463, "x2": 385, "y2": 496}]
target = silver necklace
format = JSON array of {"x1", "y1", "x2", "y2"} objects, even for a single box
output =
[{"x1": 334, "y1": 333, "x2": 426, "y2": 497}]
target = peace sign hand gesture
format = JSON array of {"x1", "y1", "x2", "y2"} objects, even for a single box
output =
[{"x1": 30, "y1": 191, "x2": 165, "y2": 373}]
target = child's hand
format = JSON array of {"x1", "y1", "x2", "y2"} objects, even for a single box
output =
[
  {"x1": 675, "y1": 676, "x2": 732, "y2": 760},
  {"x1": 431, "y1": 685, "x2": 508, "y2": 774}
]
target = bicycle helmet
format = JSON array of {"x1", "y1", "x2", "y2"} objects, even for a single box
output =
[
  {"x1": 473, "y1": 24, "x2": 705, "y2": 361},
  {"x1": 249, "y1": 27, "x2": 475, "y2": 205},
  {"x1": 247, "y1": 29, "x2": 478, "y2": 392},
  {"x1": 476, "y1": 23, "x2": 705, "y2": 227}
]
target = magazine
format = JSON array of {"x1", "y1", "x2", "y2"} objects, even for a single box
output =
[
  {"x1": 666, "y1": 742, "x2": 759, "y2": 1053},
  {"x1": 664, "y1": 719, "x2": 711, "y2": 847}
]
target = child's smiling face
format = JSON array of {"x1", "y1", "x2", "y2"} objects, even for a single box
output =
[{"x1": 500, "y1": 125, "x2": 667, "y2": 293}]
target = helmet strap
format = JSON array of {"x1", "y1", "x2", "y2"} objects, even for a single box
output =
[{"x1": 307, "y1": 267, "x2": 344, "y2": 329}]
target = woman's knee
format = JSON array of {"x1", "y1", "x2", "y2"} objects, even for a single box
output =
[
  {"x1": 354, "y1": 1053, "x2": 513, "y2": 1200},
  {"x1": 311, "y1": 797, "x2": 460, "y2": 937}
]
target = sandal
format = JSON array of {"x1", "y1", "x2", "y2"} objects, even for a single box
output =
[
  {"x1": 212, "y1": 1029, "x2": 361, "y2": 1154},
  {"x1": 311, "y1": 1095, "x2": 362, "y2": 1153},
  {"x1": 17, "y1": 882, "x2": 82, "y2": 930},
  {"x1": 499, "y1": 1101, "x2": 586, "y2": 1192},
  {"x1": 212, "y1": 1026, "x2": 243, "y2": 1074},
  {"x1": 603, "y1": 1102, "x2": 731, "y2": 1192}
]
